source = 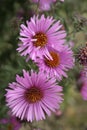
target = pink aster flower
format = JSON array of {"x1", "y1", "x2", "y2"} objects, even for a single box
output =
[
  {"x1": 0, "y1": 116, "x2": 21, "y2": 130},
  {"x1": 0, "y1": 118, "x2": 9, "y2": 124},
  {"x1": 78, "y1": 68, "x2": 87, "y2": 100},
  {"x1": 67, "y1": 40, "x2": 74, "y2": 48},
  {"x1": 5, "y1": 70, "x2": 63, "y2": 122},
  {"x1": 60, "y1": 0, "x2": 64, "y2": 2},
  {"x1": 81, "y1": 81, "x2": 87, "y2": 100},
  {"x1": 32, "y1": 0, "x2": 64, "y2": 11},
  {"x1": 36, "y1": 45, "x2": 74, "y2": 81},
  {"x1": 9, "y1": 116, "x2": 21, "y2": 130},
  {"x1": 54, "y1": 109, "x2": 63, "y2": 117},
  {"x1": 17, "y1": 15, "x2": 66, "y2": 61},
  {"x1": 32, "y1": 0, "x2": 56, "y2": 11}
]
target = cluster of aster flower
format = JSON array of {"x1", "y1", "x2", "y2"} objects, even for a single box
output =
[{"x1": 5, "y1": 0, "x2": 74, "y2": 124}]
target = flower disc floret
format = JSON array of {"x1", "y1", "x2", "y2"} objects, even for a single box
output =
[
  {"x1": 25, "y1": 87, "x2": 43, "y2": 103},
  {"x1": 33, "y1": 32, "x2": 47, "y2": 47},
  {"x1": 44, "y1": 51, "x2": 60, "y2": 68}
]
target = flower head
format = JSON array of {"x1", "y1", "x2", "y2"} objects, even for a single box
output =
[
  {"x1": 32, "y1": 0, "x2": 56, "y2": 11},
  {"x1": 54, "y1": 109, "x2": 62, "y2": 117},
  {"x1": 81, "y1": 80, "x2": 87, "y2": 100},
  {"x1": 36, "y1": 45, "x2": 74, "y2": 81},
  {"x1": 67, "y1": 40, "x2": 74, "y2": 48},
  {"x1": 77, "y1": 44, "x2": 87, "y2": 66},
  {"x1": 17, "y1": 15, "x2": 66, "y2": 61},
  {"x1": 0, "y1": 116, "x2": 21, "y2": 130},
  {"x1": 81, "y1": 81, "x2": 87, "y2": 100},
  {"x1": 6, "y1": 70, "x2": 63, "y2": 122},
  {"x1": 9, "y1": 116, "x2": 21, "y2": 130},
  {"x1": 32, "y1": 0, "x2": 64, "y2": 11},
  {"x1": 78, "y1": 68, "x2": 87, "y2": 100}
]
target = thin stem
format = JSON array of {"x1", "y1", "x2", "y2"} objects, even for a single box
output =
[
  {"x1": 28, "y1": 122, "x2": 33, "y2": 130},
  {"x1": 67, "y1": 30, "x2": 75, "y2": 36},
  {"x1": 35, "y1": 0, "x2": 40, "y2": 15}
]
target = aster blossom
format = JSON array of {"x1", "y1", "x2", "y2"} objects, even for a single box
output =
[
  {"x1": 0, "y1": 116, "x2": 21, "y2": 130},
  {"x1": 36, "y1": 45, "x2": 74, "y2": 81},
  {"x1": 9, "y1": 116, "x2": 21, "y2": 130},
  {"x1": 78, "y1": 68, "x2": 87, "y2": 100},
  {"x1": 17, "y1": 15, "x2": 66, "y2": 61},
  {"x1": 77, "y1": 43, "x2": 87, "y2": 66},
  {"x1": 32, "y1": 0, "x2": 64, "y2": 11},
  {"x1": 5, "y1": 70, "x2": 63, "y2": 122},
  {"x1": 80, "y1": 79, "x2": 87, "y2": 100}
]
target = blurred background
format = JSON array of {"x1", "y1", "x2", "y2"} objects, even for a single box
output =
[{"x1": 0, "y1": 0, "x2": 87, "y2": 130}]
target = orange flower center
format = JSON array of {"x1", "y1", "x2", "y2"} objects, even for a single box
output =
[
  {"x1": 25, "y1": 87, "x2": 43, "y2": 103},
  {"x1": 33, "y1": 32, "x2": 47, "y2": 47},
  {"x1": 44, "y1": 51, "x2": 60, "y2": 68}
]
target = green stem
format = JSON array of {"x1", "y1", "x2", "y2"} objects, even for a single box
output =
[
  {"x1": 28, "y1": 122, "x2": 33, "y2": 130},
  {"x1": 35, "y1": 0, "x2": 40, "y2": 15}
]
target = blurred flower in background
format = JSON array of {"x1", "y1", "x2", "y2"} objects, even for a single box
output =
[
  {"x1": 79, "y1": 68, "x2": 87, "y2": 100},
  {"x1": 32, "y1": 0, "x2": 64, "y2": 11},
  {"x1": 54, "y1": 109, "x2": 63, "y2": 117},
  {"x1": 77, "y1": 43, "x2": 87, "y2": 66},
  {"x1": 0, "y1": 116, "x2": 21, "y2": 130},
  {"x1": 67, "y1": 41, "x2": 74, "y2": 48}
]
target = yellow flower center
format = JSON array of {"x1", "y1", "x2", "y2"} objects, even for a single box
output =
[
  {"x1": 33, "y1": 32, "x2": 47, "y2": 47},
  {"x1": 44, "y1": 51, "x2": 60, "y2": 68},
  {"x1": 25, "y1": 87, "x2": 43, "y2": 103}
]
